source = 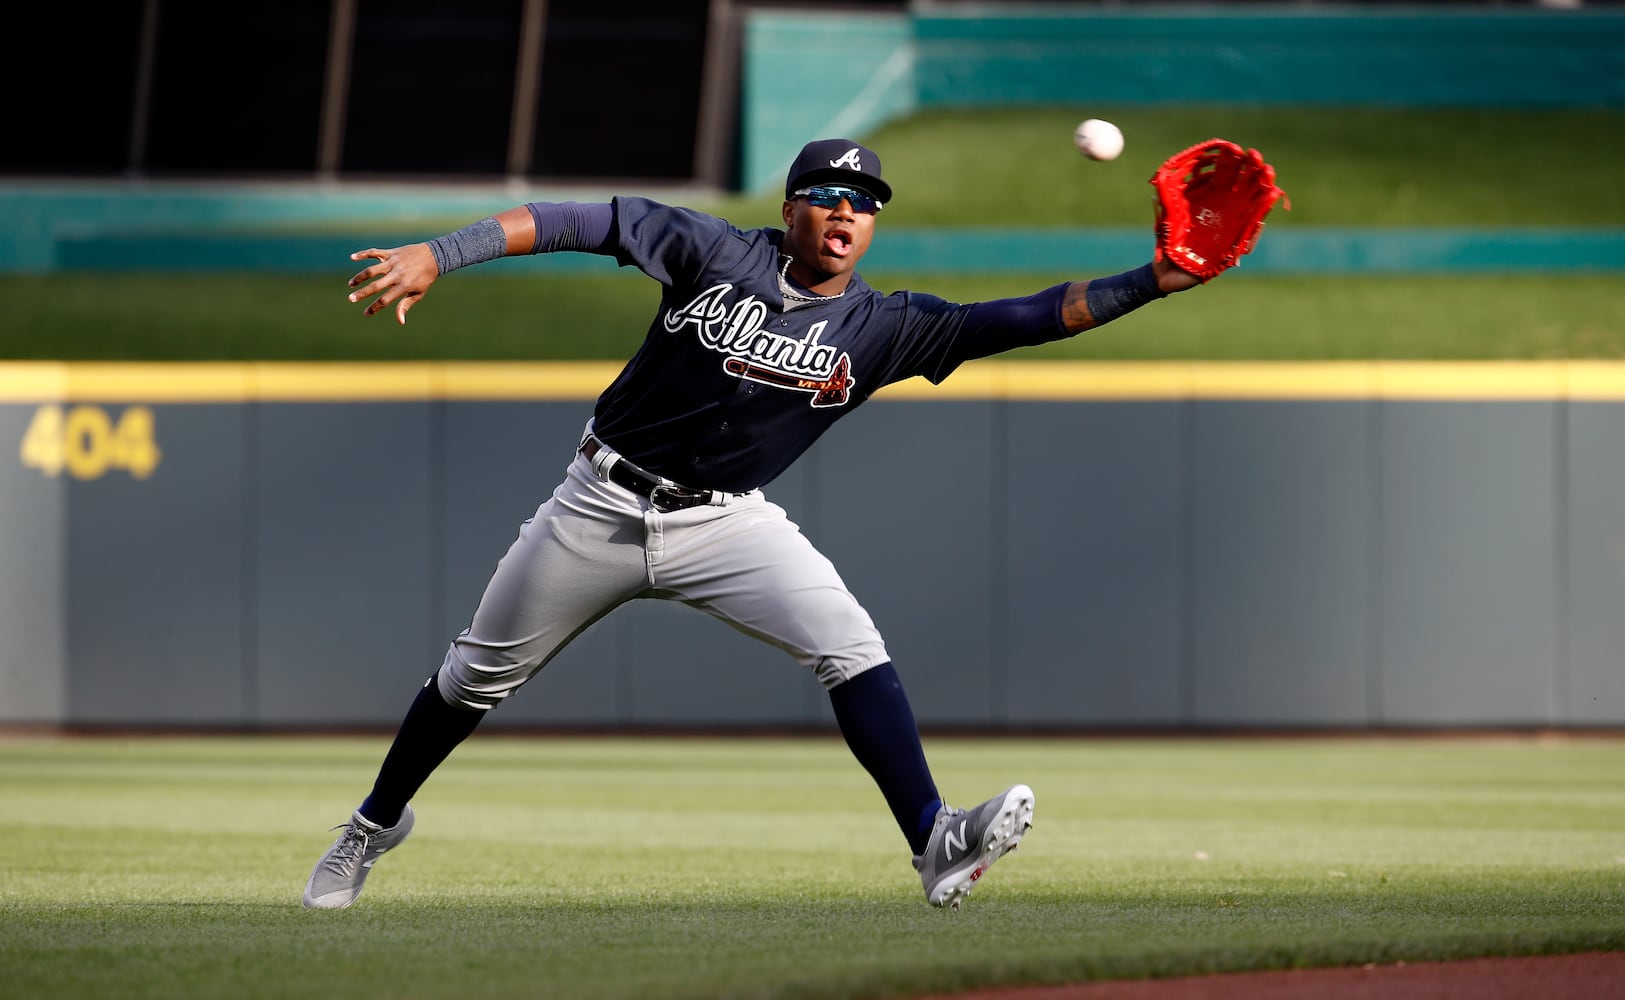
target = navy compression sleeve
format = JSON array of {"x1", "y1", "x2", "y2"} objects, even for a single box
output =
[
  {"x1": 945, "y1": 281, "x2": 1072, "y2": 364},
  {"x1": 946, "y1": 265, "x2": 1169, "y2": 366},
  {"x1": 525, "y1": 201, "x2": 616, "y2": 254}
]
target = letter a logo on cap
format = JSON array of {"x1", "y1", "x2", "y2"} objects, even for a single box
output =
[{"x1": 829, "y1": 148, "x2": 863, "y2": 170}]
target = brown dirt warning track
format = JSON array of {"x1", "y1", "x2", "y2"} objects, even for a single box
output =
[{"x1": 917, "y1": 952, "x2": 1625, "y2": 1000}]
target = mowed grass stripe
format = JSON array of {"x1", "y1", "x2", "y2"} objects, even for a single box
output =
[{"x1": 2, "y1": 735, "x2": 1622, "y2": 999}]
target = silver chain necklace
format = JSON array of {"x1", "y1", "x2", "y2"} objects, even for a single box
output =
[{"x1": 778, "y1": 254, "x2": 845, "y2": 303}]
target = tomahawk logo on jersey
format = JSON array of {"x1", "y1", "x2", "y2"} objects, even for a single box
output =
[{"x1": 724, "y1": 354, "x2": 854, "y2": 408}]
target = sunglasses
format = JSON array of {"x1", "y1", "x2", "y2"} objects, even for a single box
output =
[{"x1": 793, "y1": 185, "x2": 883, "y2": 214}]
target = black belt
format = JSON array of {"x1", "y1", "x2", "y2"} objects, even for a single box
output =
[{"x1": 580, "y1": 436, "x2": 718, "y2": 513}]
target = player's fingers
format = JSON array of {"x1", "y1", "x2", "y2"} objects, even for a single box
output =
[
  {"x1": 348, "y1": 266, "x2": 386, "y2": 290},
  {"x1": 348, "y1": 276, "x2": 390, "y2": 307},
  {"x1": 347, "y1": 247, "x2": 408, "y2": 287},
  {"x1": 345, "y1": 244, "x2": 434, "y2": 319},
  {"x1": 358, "y1": 277, "x2": 408, "y2": 316},
  {"x1": 370, "y1": 280, "x2": 428, "y2": 320},
  {"x1": 395, "y1": 293, "x2": 421, "y2": 326}
]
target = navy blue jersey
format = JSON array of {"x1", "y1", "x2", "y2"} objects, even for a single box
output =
[{"x1": 586, "y1": 197, "x2": 1071, "y2": 493}]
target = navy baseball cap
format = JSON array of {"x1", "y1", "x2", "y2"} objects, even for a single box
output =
[{"x1": 784, "y1": 138, "x2": 893, "y2": 205}]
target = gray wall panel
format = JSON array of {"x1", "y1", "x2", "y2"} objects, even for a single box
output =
[
  {"x1": 1566, "y1": 402, "x2": 1625, "y2": 724},
  {"x1": 620, "y1": 599, "x2": 815, "y2": 724},
  {"x1": 808, "y1": 401, "x2": 1000, "y2": 726},
  {"x1": 1003, "y1": 402, "x2": 1185, "y2": 726},
  {"x1": 254, "y1": 403, "x2": 434, "y2": 725},
  {"x1": 66, "y1": 405, "x2": 246, "y2": 724},
  {"x1": 1377, "y1": 402, "x2": 1560, "y2": 724},
  {"x1": 9, "y1": 387, "x2": 1622, "y2": 730},
  {"x1": 438, "y1": 402, "x2": 591, "y2": 643},
  {"x1": 1193, "y1": 402, "x2": 1373, "y2": 726},
  {"x1": 0, "y1": 405, "x2": 65, "y2": 723},
  {"x1": 436, "y1": 402, "x2": 624, "y2": 726}
]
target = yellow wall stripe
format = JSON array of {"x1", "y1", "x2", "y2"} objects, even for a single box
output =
[{"x1": 3, "y1": 360, "x2": 1625, "y2": 403}]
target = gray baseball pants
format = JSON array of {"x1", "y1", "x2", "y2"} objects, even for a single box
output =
[{"x1": 436, "y1": 428, "x2": 891, "y2": 711}]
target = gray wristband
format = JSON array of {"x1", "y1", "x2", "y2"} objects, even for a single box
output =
[
  {"x1": 1083, "y1": 262, "x2": 1167, "y2": 326},
  {"x1": 426, "y1": 217, "x2": 508, "y2": 275}
]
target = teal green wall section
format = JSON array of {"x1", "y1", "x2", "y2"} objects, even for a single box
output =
[
  {"x1": 741, "y1": 11, "x2": 915, "y2": 200},
  {"x1": 0, "y1": 182, "x2": 624, "y2": 273},
  {"x1": 864, "y1": 227, "x2": 1625, "y2": 274},
  {"x1": 4, "y1": 178, "x2": 1620, "y2": 273},
  {"x1": 911, "y1": 8, "x2": 1625, "y2": 109},
  {"x1": 36, "y1": 227, "x2": 1625, "y2": 275}
]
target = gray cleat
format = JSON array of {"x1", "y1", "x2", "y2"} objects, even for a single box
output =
[
  {"x1": 302, "y1": 804, "x2": 414, "y2": 909},
  {"x1": 913, "y1": 784, "x2": 1034, "y2": 910}
]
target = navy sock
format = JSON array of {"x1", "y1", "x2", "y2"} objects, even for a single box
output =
[
  {"x1": 358, "y1": 672, "x2": 485, "y2": 828},
  {"x1": 827, "y1": 662, "x2": 942, "y2": 855}
]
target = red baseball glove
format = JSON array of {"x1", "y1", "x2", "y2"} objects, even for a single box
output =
[{"x1": 1150, "y1": 139, "x2": 1288, "y2": 282}]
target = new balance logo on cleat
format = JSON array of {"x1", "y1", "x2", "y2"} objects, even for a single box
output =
[
  {"x1": 302, "y1": 805, "x2": 415, "y2": 909},
  {"x1": 912, "y1": 784, "x2": 1035, "y2": 910}
]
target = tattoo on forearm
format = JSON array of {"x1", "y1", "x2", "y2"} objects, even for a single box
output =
[{"x1": 1062, "y1": 282, "x2": 1095, "y2": 332}]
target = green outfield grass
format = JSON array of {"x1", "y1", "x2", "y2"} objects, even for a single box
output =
[
  {"x1": 314, "y1": 105, "x2": 1625, "y2": 232},
  {"x1": 715, "y1": 106, "x2": 1625, "y2": 229},
  {"x1": 4, "y1": 272, "x2": 1623, "y2": 362},
  {"x1": 3, "y1": 735, "x2": 1622, "y2": 1000}
]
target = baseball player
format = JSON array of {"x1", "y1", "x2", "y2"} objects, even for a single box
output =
[{"x1": 304, "y1": 138, "x2": 1202, "y2": 912}]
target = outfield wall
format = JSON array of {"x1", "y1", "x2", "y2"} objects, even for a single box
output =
[{"x1": 2, "y1": 361, "x2": 1622, "y2": 732}]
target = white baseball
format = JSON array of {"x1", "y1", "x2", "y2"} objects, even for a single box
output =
[{"x1": 1073, "y1": 119, "x2": 1124, "y2": 162}]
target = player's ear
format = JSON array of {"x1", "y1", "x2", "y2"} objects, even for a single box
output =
[{"x1": 782, "y1": 200, "x2": 795, "y2": 228}]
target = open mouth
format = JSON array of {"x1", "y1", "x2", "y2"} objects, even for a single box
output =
[{"x1": 824, "y1": 228, "x2": 854, "y2": 257}]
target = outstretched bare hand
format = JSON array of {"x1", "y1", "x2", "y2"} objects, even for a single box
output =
[{"x1": 347, "y1": 244, "x2": 440, "y2": 325}]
